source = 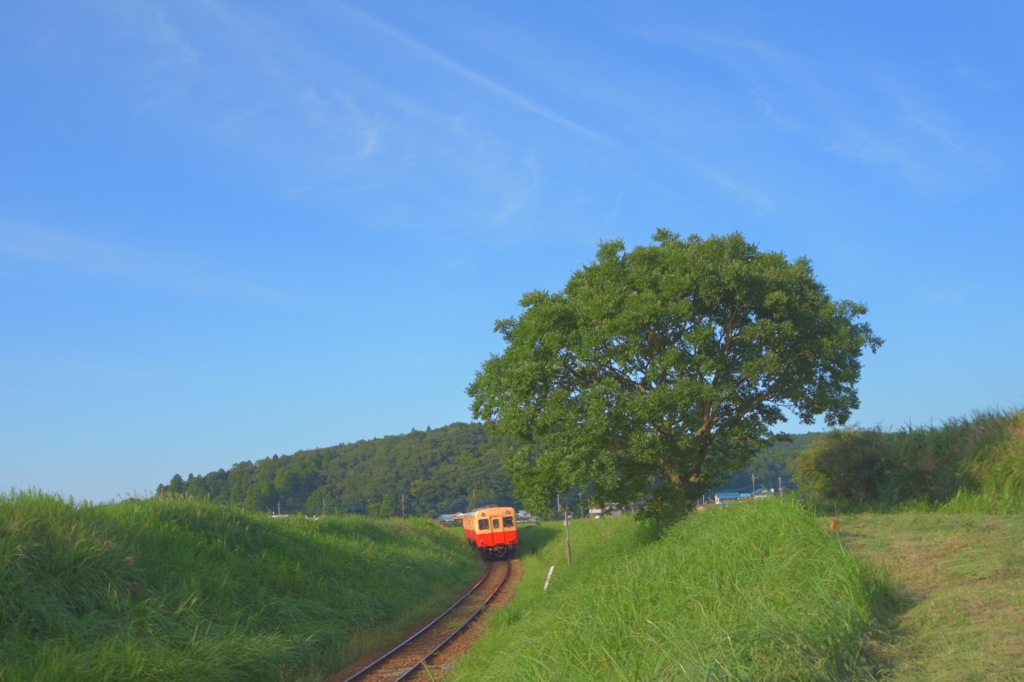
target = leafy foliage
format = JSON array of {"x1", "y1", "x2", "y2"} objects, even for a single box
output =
[
  {"x1": 468, "y1": 231, "x2": 881, "y2": 521},
  {"x1": 156, "y1": 423, "x2": 516, "y2": 516},
  {"x1": 795, "y1": 428, "x2": 890, "y2": 504}
]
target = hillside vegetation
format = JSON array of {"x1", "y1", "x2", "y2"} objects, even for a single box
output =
[
  {"x1": 157, "y1": 407, "x2": 1021, "y2": 520},
  {"x1": 157, "y1": 422, "x2": 516, "y2": 517},
  {"x1": 0, "y1": 492, "x2": 479, "y2": 681}
]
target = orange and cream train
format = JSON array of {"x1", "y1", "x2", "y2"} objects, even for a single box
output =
[{"x1": 462, "y1": 506, "x2": 519, "y2": 559}]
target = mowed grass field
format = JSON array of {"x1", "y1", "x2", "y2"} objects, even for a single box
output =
[{"x1": 840, "y1": 513, "x2": 1024, "y2": 681}]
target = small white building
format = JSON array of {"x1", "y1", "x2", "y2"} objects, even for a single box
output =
[{"x1": 588, "y1": 504, "x2": 624, "y2": 519}]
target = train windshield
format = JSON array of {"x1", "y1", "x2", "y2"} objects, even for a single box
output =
[
  {"x1": 503, "y1": 516, "x2": 514, "y2": 528},
  {"x1": 478, "y1": 519, "x2": 489, "y2": 530}
]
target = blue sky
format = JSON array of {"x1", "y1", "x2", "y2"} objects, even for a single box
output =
[{"x1": 3, "y1": 1, "x2": 1022, "y2": 503}]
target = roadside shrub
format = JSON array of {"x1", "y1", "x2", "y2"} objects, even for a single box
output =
[
  {"x1": 796, "y1": 409, "x2": 1022, "y2": 510},
  {"x1": 795, "y1": 427, "x2": 889, "y2": 504}
]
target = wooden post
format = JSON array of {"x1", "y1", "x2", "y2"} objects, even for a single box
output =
[{"x1": 564, "y1": 510, "x2": 573, "y2": 569}]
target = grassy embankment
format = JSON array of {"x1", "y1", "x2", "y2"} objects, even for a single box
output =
[
  {"x1": 448, "y1": 498, "x2": 897, "y2": 681},
  {"x1": 0, "y1": 492, "x2": 480, "y2": 681}
]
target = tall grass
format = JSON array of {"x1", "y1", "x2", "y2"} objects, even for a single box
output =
[
  {"x1": 944, "y1": 410, "x2": 1024, "y2": 514},
  {"x1": 796, "y1": 408, "x2": 1024, "y2": 512},
  {"x1": 449, "y1": 498, "x2": 896, "y2": 681},
  {"x1": 0, "y1": 491, "x2": 480, "y2": 681}
]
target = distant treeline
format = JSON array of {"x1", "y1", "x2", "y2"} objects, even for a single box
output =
[
  {"x1": 158, "y1": 408, "x2": 1024, "y2": 517},
  {"x1": 718, "y1": 432, "x2": 818, "y2": 492},
  {"x1": 157, "y1": 423, "x2": 820, "y2": 517},
  {"x1": 157, "y1": 423, "x2": 517, "y2": 517}
]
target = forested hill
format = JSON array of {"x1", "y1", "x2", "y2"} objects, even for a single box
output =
[
  {"x1": 157, "y1": 424, "x2": 818, "y2": 517},
  {"x1": 156, "y1": 422, "x2": 517, "y2": 517}
]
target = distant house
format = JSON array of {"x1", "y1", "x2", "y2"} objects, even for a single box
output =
[
  {"x1": 588, "y1": 504, "x2": 624, "y2": 519},
  {"x1": 435, "y1": 513, "x2": 463, "y2": 526},
  {"x1": 714, "y1": 491, "x2": 752, "y2": 505}
]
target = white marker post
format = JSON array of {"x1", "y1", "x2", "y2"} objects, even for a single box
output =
[{"x1": 544, "y1": 565, "x2": 555, "y2": 591}]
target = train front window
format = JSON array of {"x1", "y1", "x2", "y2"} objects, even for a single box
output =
[
  {"x1": 478, "y1": 519, "x2": 489, "y2": 530},
  {"x1": 503, "y1": 516, "x2": 514, "y2": 528}
]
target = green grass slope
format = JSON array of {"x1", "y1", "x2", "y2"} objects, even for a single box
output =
[
  {"x1": 0, "y1": 491, "x2": 480, "y2": 681},
  {"x1": 450, "y1": 498, "x2": 897, "y2": 681}
]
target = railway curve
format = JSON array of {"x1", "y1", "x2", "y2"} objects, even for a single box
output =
[{"x1": 331, "y1": 559, "x2": 520, "y2": 682}]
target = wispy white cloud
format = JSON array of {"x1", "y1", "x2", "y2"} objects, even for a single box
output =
[
  {"x1": 48, "y1": 2, "x2": 571, "y2": 236},
  {"x1": 91, "y1": 1, "x2": 207, "y2": 114},
  {"x1": 825, "y1": 124, "x2": 935, "y2": 184},
  {"x1": 823, "y1": 83, "x2": 996, "y2": 191},
  {"x1": 0, "y1": 221, "x2": 285, "y2": 305},
  {"x1": 913, "y1": 277, "x2": 975, "y2": 307},
  {"x1": 322, "y1": 2, "x2": 610, "y2": 143},
  {"x1": 697, "y1": 167, "x2": 774, "y2": 214},
  {"x1": 659, "y1": 27, "x2": 995, "y2": 192},
  {"x1": 124, "y1": 0, "x2": 201, "y2": 68}
]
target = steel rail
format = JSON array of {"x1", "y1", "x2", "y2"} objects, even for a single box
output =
[
  {"x1": 343, "y1": 560, "x2": 510, "y2": 682},
  {"x1": 393, "y1": 560, "x2": 510, "y2": 681}
]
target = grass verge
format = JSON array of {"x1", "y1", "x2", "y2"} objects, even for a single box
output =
[
  {"x1": 0, "y1": 491, "x2": 480, "y2": 681},
  {"x1": 447, "y1": 498, "x2": 896, "y2": 681}
]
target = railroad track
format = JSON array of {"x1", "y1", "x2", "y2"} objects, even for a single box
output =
[{"x1": 341, "y1": 560, "x2": 513, "y2": 681}]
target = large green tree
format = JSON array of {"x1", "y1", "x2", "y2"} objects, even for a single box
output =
[{"x1": 467, "y1": 230, "x2": 882, "y2": 521}]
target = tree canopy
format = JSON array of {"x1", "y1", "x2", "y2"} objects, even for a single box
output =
[{"x1": 467, "y1": 230, "x2": 882, "y2": 521}]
